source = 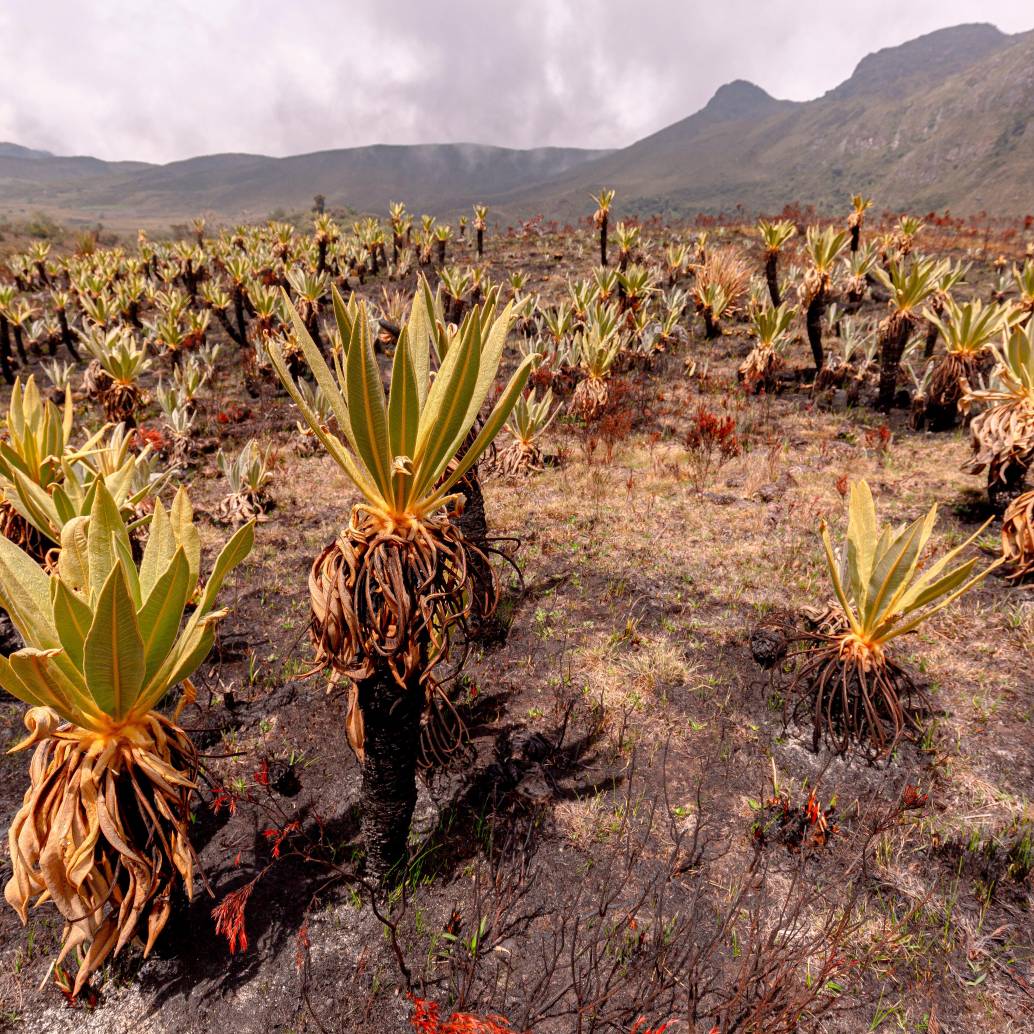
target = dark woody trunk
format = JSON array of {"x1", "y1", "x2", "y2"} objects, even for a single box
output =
[
  {"x1": 988, "y1": 466, "x2": 1027, "y2": 514},
  {"x1": 57, "y1": 308, "x2": 78, "y2": 361},
  {"x1": 599, "y1": 215, "x2": 608, "y2": 267},
  {"x1": 476, "y1": 228, "x2": 484, "y2": 258},
  {"x1": 877, "y1": 316, "x2": 912, "y2": 413},
  {"x1": 233, "y1": 286, "x2": 248, "y2": 347},
  {"x1": 12, "y1": 325, "x2": 28, "y2": 366},
  {"x1": 0, "y1": 316, "x2": 14, "y2": 384},
  {"x1": 923, "y1": 319, "x2": 939, "y2": 359},
  {"x1": 805, "y1": 292, "x2": 826, "y2": 372},
  {"x1": 214, "y1": 307, "x2": 246, "y2": 347},
  {"x1": 764, "y1": 252, "x2": 780, "y2": 307},
  {"x1": 451, "y1": 469, "x2": 493, "y2": 631},
  {"x1": 357, "y1": 673, "x2": 423, "y2": 882},
  {"x1": 305, "y1": 311, "x2": 327, "y2": 356}
]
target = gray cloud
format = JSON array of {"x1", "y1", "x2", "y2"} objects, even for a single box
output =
[{"x1": 1, "y1": 0, "x2": 1031, "y2": 163}]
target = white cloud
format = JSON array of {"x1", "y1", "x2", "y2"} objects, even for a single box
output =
[{"x1": 0, "y1": 0, "x2": 1030, "y2": 162}]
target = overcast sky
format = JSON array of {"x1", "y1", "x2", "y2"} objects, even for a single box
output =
[{"x1": 1, "y1": 2, "x2": 1031, "y2": 164}]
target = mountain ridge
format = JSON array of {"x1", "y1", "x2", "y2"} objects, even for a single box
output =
[
  {"x1": 1, "y1": 22, "x2": 1032, "y2": 225},
  {"x1": 491, "y1": 23, "x2": 1034, "y2": 219}
]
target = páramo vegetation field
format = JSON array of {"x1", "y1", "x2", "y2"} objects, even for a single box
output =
[{"x1": 0, "y1": 195, "x2": 1031, "y2": 1034}]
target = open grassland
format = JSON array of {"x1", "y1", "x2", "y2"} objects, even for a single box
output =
[{"x1": 0, "y1": 207, "x2": 1031, "y2": 1033}]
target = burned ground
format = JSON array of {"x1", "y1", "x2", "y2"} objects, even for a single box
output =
[{"x1": 0, "y1": 218, "x2": 1031, "y2": 1033}]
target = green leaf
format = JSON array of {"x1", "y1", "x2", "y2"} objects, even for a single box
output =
[
  {"x1": 57, "y1": 516, "x2": 90, "y2": 594},
  {"x1": 412, "y1": 321, "x2": 482, "y2": 499},
  {"x1": 196, "y1": 520, "x2": 254, "y2": 617},
  {"x1": 8, "y1": 468, "x2": 60, "y2": 540},
  {"x1": 863, "y1": 517, "x2": 924, "y2": 631},
  {"x1": 896, "y1": 519, "x2": 992, "y2": 613},
  {"x1": 0, "y1": 652, "x2": 49, "y2": 710},
  {"x1": 459, "y1": 302, "x2": 513, "y2": 434},
  {"x1": 137, "y1": 548, "x2": 192, "y2": 686},
  {"x1": 387, "y1": 327, "x2": 420, "y2": 463},
  {"x1": 285, "y1": 290, "x2": 356, "y2": 452},
  {"x1": 866, "y1": 508, "x2": 936, "y2": 627},
  {"x1": 51, "y1": 577, "x2": 92, "y2": 672},
  {"x1": 820, "y1": 521, "x2": 862, "y2": 636},
  {"x1": 87, "y1": 480, "x2": 128, "y2": 603},
  {"x1": 83, "y1": 564, "x2": 145, "y2": 719},
  {"x1": 7, "y1": 650, "x2": 88, "y2": 727},
  {"x1": 0, "y1": 533, "x2": 58, "y2": 648},
  {"x1": 52, "y1": 482, "x2": 76, "y2": 527},
  {"x1": 170, "y1": 487, "x2": 201, "y2": 587},
  {"x1": 407, "y1": 279, "x2": 433, "y2": 406},
  {"x1": 331, "y1": 284, "x2": 356, "y2": 348},
  {"x1": 425, "y1": 354, "x2": 536, "y2": 508},
  {"x1": 136, "y1": 615, "x2": 218, "y2": 714},
  {"x1": 845, "y1": 480, "x2": 876, "y2": 609},
  {"x1": 345, "y1": 311, "x2": 393, "y2": 502},
  {"x1": 883, "y1": 560, "x2": 1002, "y2": 642},
  {"x1": 139, "y1": 498, "x2": 173, "y2": 598},
  {"x1": 9, "y1": 645, "x2": 98, "y2": 728},
  {"x1": 265, "y1": 326, "x2": 378, "y2": 500},
  {"x1": 113, "y1": 535, "x2": 142, "y2": 610},
  {"x1": 161, "y1": 620, "x2": 217, "y2": 693}
]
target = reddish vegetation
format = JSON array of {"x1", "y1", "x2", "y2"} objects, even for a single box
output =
[{"x1": 409, "y1": 997, "x2": 524, "y2": 1034}]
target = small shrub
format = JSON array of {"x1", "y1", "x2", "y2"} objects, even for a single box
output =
[{"x1": 684, "y1": 403, "x2": 740, "y2": 489}]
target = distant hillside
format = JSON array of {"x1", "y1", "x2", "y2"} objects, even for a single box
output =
[
  {"x1": 0, "y1": 143, "x2": 610, "y2": 226},
  {"x1": 498, "y1": 23, "x2": 1034, "y2": 219},
  {"x1": 2, "y1": 22, "x2": 1033, "y2": 225},
  {"x1": 0, "y1": 143, "x2": 53, "y2": 159}
]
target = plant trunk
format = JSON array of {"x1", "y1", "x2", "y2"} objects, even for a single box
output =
[
  {"x1": 764, "y1": 252, "x2": 780, "y2": 307},
  {"x1": 600, "y1": 216, "x2": 608, "y2": 267},
  {"x1": 805, "y1": 292, "x2": 826, "y2": 372},
  {"x1": 214, "y1": 307, "x2": 245, "y2": 347},
  {"x1": 476, "y1": 228, "x2": 484, "y2": 258},
  {"x1": 923, "y1": 320, "x2": 939, "y2": 359},
  {"x1": 12, "y1": 326, "x2": 27, "y2": 366},
  {"x1": 0, "y1": 316, "x2": 13, "y2": 384},
  {"x1": 989, "y1": 466, "x2": 1028, "y2": 514},
  {"x1": 850, "y1": 224, "x2": 860, "y2": 253},
  {"x1": 877, "y1": 317, "x2": 912, "y2": 413},
  {"x1": 233, "y1": 287, "x2": 248, "y2": 347},
  {"x1": 436, "y1": 239, "x2": 446, "y2": 267},
  {"x1": 305, "y1": 312, "x2": 327, "y2": 356},
  {"x1": 317, "y1": 239, "x2": 328, "y2": 275},
  {"x1": 358, "y1": 674, "x2": 423, "y2": 882},
  {"x1": 452, "y1": 469, "x2": 494, "y2": 633},
  {"x1": 703, "y1": 310, "x2": 720, "y2": 339}
]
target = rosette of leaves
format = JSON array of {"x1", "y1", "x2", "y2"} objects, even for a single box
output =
[
  {"x1": 789, "y1": 480, "x2": 999, "y2": 759},
  {"x1": 499, "y1": 387, "x2": 560, "y2": 478},
  {"x1": 922, "y1": 297, "x2": 1012, "y2": 430},
  {"x1": 1001, "y1": 489, "x2": 1034, "y2": 581},
  {"x1": 961, "y1": 322, "x2": 1034, "y2": 508},
  {"x1": 267, "y1": 284, "x2": 533, "y2": 878},
  {"x1": 215, "y1": 438, "x2": 275, "y2": 525},
  {"x1": 80, "y1": 325, "x2": 151, "y2": 426},
  {"x1": 0, "y1": 483, "x2": 253, "y2": 993},
  {"x1": 739, "y1": 303, "x2": 796, "y2": 395}
]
